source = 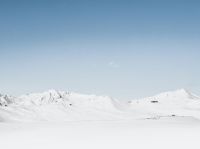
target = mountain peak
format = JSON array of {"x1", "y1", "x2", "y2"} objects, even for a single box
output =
[
  {"x1": 0, "y1": 94, "x2": 15, "y2": 106},
  {"x1": 170, "y1": 88, "x2": 199, "y2": 99},
  {"x1": 150, "y1": 88, "x2": 200, "y2": 102},
  {"x1": 174, "y1": 88, "x2": 189, "y2": 94},
  {"x1": 131, "y1": 88, "x2": 200, "y2": 103}
]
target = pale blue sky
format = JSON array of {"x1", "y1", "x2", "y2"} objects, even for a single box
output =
[{"x1": 0, "y1": 0, "x2": 200, "y2": 99}]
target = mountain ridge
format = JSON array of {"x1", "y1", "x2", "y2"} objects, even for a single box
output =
[
  {"x1": 0, "y1": 88, "x2": 199, "y2": 107},
  {"x1": 0, "y1": 88, "x2": 200, "y2": 122}
]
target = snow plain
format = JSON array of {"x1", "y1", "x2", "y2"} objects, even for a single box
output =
[{"x1": 0, "y1": 89, "x2": 200, "y2": 149}]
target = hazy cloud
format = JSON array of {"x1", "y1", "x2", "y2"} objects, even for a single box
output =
[{"x1": 108, "y1": 61, "x2": 120, "y2": 68}]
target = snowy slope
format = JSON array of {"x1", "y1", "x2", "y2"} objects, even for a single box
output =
[
  {"x1": 0, "y1": 90, "x2": 127, "y2": 122},
  {"x1": 128, "y1": 89, "x2": 200, "y2": 119},
  {"x1": 16, "y1": 90, "x2": 119, "y2": 110},
  {"x1": 0, "y1": 89, "x2": 200, "y2": 122}
]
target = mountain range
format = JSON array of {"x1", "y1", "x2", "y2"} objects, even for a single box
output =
[{"x1": 0, "y1": 89, "x2": 200, "y2": 122}]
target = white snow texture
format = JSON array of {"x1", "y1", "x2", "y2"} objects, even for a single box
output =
[{"x1": 0, "y1": 88, "x2": 200, "y2": 122}]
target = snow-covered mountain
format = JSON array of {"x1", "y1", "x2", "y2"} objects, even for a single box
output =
[
  {"x1": 129, "y1": 89, "x2": 200, "y2": 105},
  {"x1": 16, "y1": 90, "x2": 121, "y2": 111},
  {"x1": 128, "y1": 89, "x2": 200, "y2": 119},
  {"x1": 0, "y1": 90, "x2": 125, "y2": 122},
  {"x1": 0, "y1": 94, "x2": 15, "y2": 106},
  {"x1": 0, "y1": 89, "x2": 200, "y2": 122}
]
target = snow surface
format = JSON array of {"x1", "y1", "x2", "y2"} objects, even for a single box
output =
[
  {"x1": 1, "y1": 88, "x2": 200, "y2": 122},
  {"x1": 0, "y1": 89, "x2": 200, "y2": 149}
]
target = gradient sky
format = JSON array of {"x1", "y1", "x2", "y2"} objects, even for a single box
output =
[{"x1": 0, "y1": 0, "x2": 200, "y2": 99}]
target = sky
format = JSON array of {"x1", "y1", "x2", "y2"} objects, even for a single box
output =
[{"x1": 0, "y1": 0, "x2": 200, "y2": 99}]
